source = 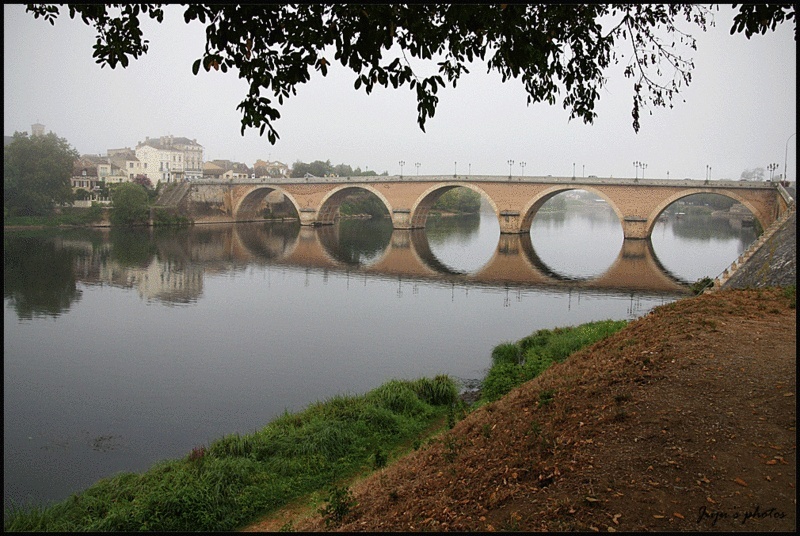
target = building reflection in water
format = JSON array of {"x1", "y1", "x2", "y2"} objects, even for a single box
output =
[{"x1": 4, "y1": 220, "x2": 692, "y2": 319}]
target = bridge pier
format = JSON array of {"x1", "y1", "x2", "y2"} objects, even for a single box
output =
[
  {"x1": 391, "y1": 209, "x2": 419, "y2": 230},
  {"x1": 622, "y1": 217, "x2": 649, "y2": 239},
  {"x1": 498, "y1": 211, "x2": 527, "y2": 234},
  {"x1": 298, "y1": 208, "x2": 327, "y2": 226}
]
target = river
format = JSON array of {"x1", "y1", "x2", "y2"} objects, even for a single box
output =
[{"x1": 3, "y1": 200, "x2": 757, "y2": 507}]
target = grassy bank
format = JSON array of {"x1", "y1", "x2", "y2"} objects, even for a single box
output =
[
  {"x1": 4, "y1": 376, "x2": 458, "y2": 532},
  {"x1": 4, "y1": 206, "x2": 106, "y2": 228},
  {"x1": 4, "y1": 321, "x2": 630, "y2": 532},
  {"x1": 480, "y1": 319, "x2": 629, "y2": 403}
]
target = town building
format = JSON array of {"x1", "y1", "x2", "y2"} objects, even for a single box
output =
[
  {"x1": 135, "y1": 135, "x2": 204, "y2": 184},
  {"x1": 254, "y1": 159, "x2": 290, "y2": 178},
  {"x1": 108, "y1": 148, "x2": 146, "y2": 182},
  {"x1": 203, "y1": 159, "x2": 253, "y2": 180}
]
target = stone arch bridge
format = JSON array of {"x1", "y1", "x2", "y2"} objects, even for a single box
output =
[{"x1": 176, "y1": 175, "x2": 791, "y2": 239}]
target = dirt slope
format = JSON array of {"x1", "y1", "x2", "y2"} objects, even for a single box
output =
[{"x1": 248, "y1": 288, "x2": 796, "y2": 532}]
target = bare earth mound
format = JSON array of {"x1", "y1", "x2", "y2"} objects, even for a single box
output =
[{"x1": 250, "y1": 288, "x2": 796, "y2": 532}]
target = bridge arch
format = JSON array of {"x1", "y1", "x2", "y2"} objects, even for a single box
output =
[
  {"x1": 645, "y1": 188, "x2": 765, "y2": 236},
  {"x1": 316, "y1": 185, "x2": 393, "y2": 225},
  {"x1": 233, "y1": 185, "x2": 302, "y2": 221},
  {"x1": 518, "y1": 185, "x2": 625, "y2": 233},
  {"x1": 409, "y1": 183, "x2": 499, "y2": 228}
]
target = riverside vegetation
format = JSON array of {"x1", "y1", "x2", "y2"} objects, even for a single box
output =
[{"x1": 3, "y1": 319, "x2": 627, "y2": 531}]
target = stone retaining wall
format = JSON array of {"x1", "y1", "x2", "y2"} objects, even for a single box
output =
[{"x1": 707, "y1": 202, "x2": 796, "y2": 291}]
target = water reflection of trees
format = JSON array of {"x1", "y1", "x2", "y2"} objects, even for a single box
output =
[
  {"x1": 109, "y1": 228, "x2": 157, "y2": 268},
  {"x1": 4, "y1": 234, "x2": 81, "y2": 319},
  {"x1": 666, "y1": 214, "x2": 757, "y2": 242},
  {"x1": 425, "y1": 214, "x2": 480, "y2": 243},
  {"x1": 320, "y1": 219, "x2": 394, "y2": 265}
]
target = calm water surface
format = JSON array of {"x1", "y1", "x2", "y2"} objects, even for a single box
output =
[{"x1": 4, "y1": 205, "x2": 757, "y2": 507}]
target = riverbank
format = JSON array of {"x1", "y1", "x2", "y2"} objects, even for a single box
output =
[
  {"x1": 3, "y1": 377, "x2": 459, "y2": 531},
  {"x1": 274, "y1": 286, "x2": 796, "y2": 532}
]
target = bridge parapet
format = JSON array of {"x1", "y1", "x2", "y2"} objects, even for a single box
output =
[{"x1": 191, "y1": 175, "x2": 779, "y2": 190}]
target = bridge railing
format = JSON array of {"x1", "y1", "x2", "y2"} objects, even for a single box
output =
[{"x1": 190, "y1": 175, "x2": 780, "y2": 189}]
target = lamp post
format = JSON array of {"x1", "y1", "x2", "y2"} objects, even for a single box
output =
[
  {"x1": 572, "y1": 162, "x2": 575, "y2": 179},
  {"x1": 415, "y1": 162, "x2": 420, "y2": 176},
  {"x1": 767, "y1": 162, "x2": 779, "y2": 181},
  {"x1": 520, "y1": 161, "x2": 526, "y2": 177},
  {"x1": 633, "y1": 161, "x2": 644, "y2": 181},
  {"x1": 507, "y1": 159, "x2": 514, "y2": 179},
  {"x1": 399, "y1": 160, "x2": 405, "y2": 179},
  {"x1": 582, "y1": 164, "x2": 585, "y2": 178},
  {"x1": 454, "y1": 161, "x2": 457, "y2": 178},
  {"x1": 785, "y1": 133, "x2": 796, "y2": 185},
  {"x1": 468, "y1": 163, "x2": 471, "y2": 176}
]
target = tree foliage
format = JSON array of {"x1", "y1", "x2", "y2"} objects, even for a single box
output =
[
  {"x1": 132, "y1": 174, "x2": 153, "y2": 189},
  {"x1": 432, "y1": 187, "x2": 481, "y2": 214},
  {"x1": 110, "y1": 182, "x2": 149, "y2": 226},
  {"x1": 291, "y1": 160, "x2": 384, "y2": 178},
  {"x1": 26, "y1": 4, "x2": 795, "y2": 141},
  {"x1": 4, "y1": 131, "x2": 78, "y2": 216},
  {"x1": 740, "y1": 167, "x2": 766, "y2": 181}
]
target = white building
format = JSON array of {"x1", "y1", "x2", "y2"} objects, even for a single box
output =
[
  {"x1": 108, "y1": 148, "x2": 146, "y2": 182},
  {"x1": 135, "y1": 135, "x2": 204, "y2": 184}
]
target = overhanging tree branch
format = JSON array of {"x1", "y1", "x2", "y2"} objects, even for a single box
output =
[{"x1": 25, "y1": 3, "x2": 796, "y2": 141}]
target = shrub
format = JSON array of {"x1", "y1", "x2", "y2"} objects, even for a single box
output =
[
  {"x1": 491, "y1": 342, "x2": 521, "y2": 365},
  {"x1": 110, "y1": 183, "x2": 149, "y2": 226},
  {"x1": 318, "y1": 485, "x2": 356, "y2": 527}
]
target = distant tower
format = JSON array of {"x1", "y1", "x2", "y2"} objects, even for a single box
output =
[{"x1": 31, "y1": 123, "x2": 45, "y2": 137}]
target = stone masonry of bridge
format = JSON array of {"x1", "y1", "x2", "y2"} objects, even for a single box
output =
[{"x1": 176, "y1": 176, "x2": 789, "y2": 240}]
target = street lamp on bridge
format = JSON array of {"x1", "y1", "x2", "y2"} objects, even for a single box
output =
[
  {"x1": 633, "y1": 161, "x2": 645, "y2": 181},
  {"x1": 399, "y1": 160, "x2": 405, "y2": 179},
  {"x1": 415, "y1": 162, "x2": 420, "y2": 176},
  {"x1": 520, "y1": 161, "x2": 526, "y2": 177},
  {"x1": 785, "y1": 133, "x2": 796, "y2": 185},
  {"x1": 454, "y1": 161, "x2": 457, "y2": 178},
  {"x1": 767, "y1": 162, "x2": 779, "y2": 181},
  {"x1": 507, "y1": 159, "x2": 514, "y2": 179}
]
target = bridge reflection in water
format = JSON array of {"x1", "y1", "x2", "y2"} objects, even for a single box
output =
[{"x1": 229, "y1": 222, "x2": 690, "y2": 295}]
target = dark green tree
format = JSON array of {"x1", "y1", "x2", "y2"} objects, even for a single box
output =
[
  {"x1": 433, "y1": 187, "x2": 481, "y2": 214},
  {"x1": 4, "y1": 131, "x2": 78, "y2": 216},
  {"x1": 110, "y1": 182, "x2": 150, "y2": 226},
  {"x1": 291, "y1": 160, "x2": 334, "y2": 178},
  {"x1": 25, "y1": 4, "x2": 795, "y2": 142}
]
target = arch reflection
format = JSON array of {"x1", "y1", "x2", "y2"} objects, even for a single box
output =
[
  {"x1": 229, "y1": 222, "x2": 690, "y2": 293},
  {"x1": 8, "y1": 220, "x2": 693, "y2": 321}
]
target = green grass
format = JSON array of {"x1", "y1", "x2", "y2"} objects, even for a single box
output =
[
  {"x1": 480, "y1": 319, "x2": 628, "y2": 403},
  {"x1": 4, "y1": 206, "x2": 106, "y2": 227},
  {"x1": 4, "y1": 375, "x2": 458, "y2": 532}
]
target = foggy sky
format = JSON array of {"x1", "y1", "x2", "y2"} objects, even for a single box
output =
[{"x1": 3, "y1": 4, "x2": 796, "y2": 180}]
